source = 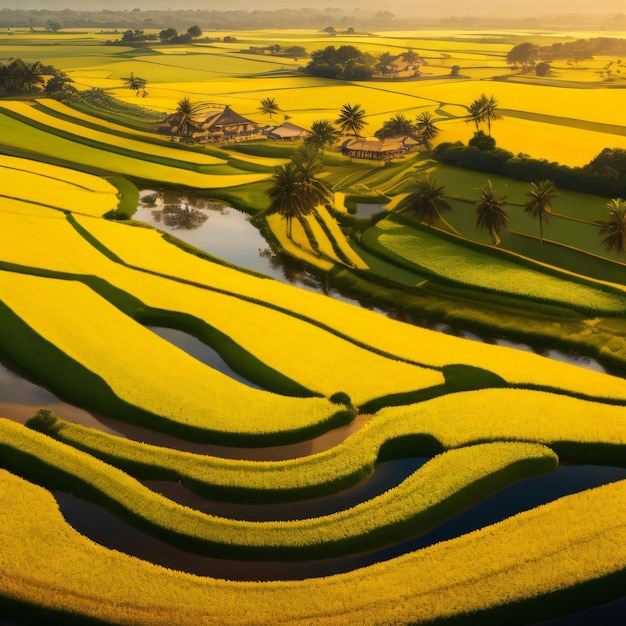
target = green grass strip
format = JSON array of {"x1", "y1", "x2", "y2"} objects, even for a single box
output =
[
  {"x1": 364, "y1": 215, "x2": 626, "y2": 314},
  {"x1": 0, "y1": 419, "x2": 557, "y2": 561}
]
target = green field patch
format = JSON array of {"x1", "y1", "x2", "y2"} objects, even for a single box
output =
[{"x1": 364, "y1": 215, "x2": 626, "y2": 314}]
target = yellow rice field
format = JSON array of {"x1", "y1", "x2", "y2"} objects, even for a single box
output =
[
  {"x1": 2, "y1": 466, "x2": 625, "y2": 625},
  {"x1": 69, "y1": 213, "x2": 626, "y2": 402}
]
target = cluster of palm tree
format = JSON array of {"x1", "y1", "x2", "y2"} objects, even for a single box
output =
[
  {"x1": 0, "y1": 58, "x2": 46, "y2": 93},
  {"x1": 395, "y1": 175, "x2": 626, "y2": 255},
  {"x1": 376, "y1": 111, "x2": 441, "y2": 149},
  {"x1": 467, "y1": 93, "x2": 501, "y2": 137},
  {"x1": 265, "y1": 149, "x2": 333, "y2": 238},
  {"x1": 394, "y1": 175, "x2": 556, "y2": 244},
  {"x1": 0, "y1": 58, "x2": 73, "y2": 95}
]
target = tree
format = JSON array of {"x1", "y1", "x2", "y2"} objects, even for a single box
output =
[
  {"x1": 2, "y1": 59, "x2": 45, "y2": 93},
  {"x1": 535, "y1": 62, "x2": 551, "y2": 76},
  {"x1": 306, "y1": 119, "x2": 341, "y2": 154},
  {"x1": 159, "y1": 28, "x2": 178, "y2": 42},
  {"x1": 173, "y1": 97, "x2": 206, "y2": 139},
  {"x1": 467, "y1": 93, "x2": 500, "y2": 137},
  {"x1": 404, "y1": 48, "x2": 420, "y2": 64},
  {"x1": 258, "y1": 97, "x2": 280, "y2": 120},
  {"x1": 466, "y1": 97, "x2": 484, "y2": 132},
  {"x1": 123, "y1": 71, "x2": 147, "y2": 90},
  {"x1": 506, "y1": 43, "x2": 539, "y2": 68},
  {"x1": 375, "y1": 113, "x2": 416, "y2": 139},
  {"x1": 524, "y1": 180, "x2": 558, "y2": 243},
  {"x1": 376, "y1": 51, "x2": 396, "y2": 76},
  {"x1": 483, "y1": 94, "x2": 501, "y2": 137},
  {"x1": 187, "y1": 25, "x2": 202, "y2": 39},
  {"x1": 468, "y1": 130, "x2": 496, "y2": 151},
  {"x1": 265, "y1": 161, "x2": 332, "y2": 238},
  {"x1": 335, "y1": 102, "x2": 367, "y2": 138},
  {"x1": 44, "y1": 69, "x2": 74, "y2": 95},
  {"x1": 475, "y1": 180, "x2": 508, "y2": 245},
  {"x1": 596, "y1": 198, "x2": 626, "y2": 254},
  {"x1": 395, "y1": 176, "x2": 451, "y2": 227},
  {"x1": 46, "y1": 20, "x2": 62, "y2": 32},
  {"x1": 415, "y1": 111, "x2": 440, "y2": 150}
]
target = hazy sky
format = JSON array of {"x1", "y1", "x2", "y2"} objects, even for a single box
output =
[{"x1": 2, "y1": 0, "x2": 624, "y2": 14}]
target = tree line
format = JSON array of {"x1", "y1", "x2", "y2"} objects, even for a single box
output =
[
  {"x1": 507, "y1": 37, "x2": 626, "y2": 69},
  {"x1": 0, "y1": 58, "x2": 73, "y2": 95},
  {"x1": 303, "y1": 45, "x2": 424, "y2": 81}
]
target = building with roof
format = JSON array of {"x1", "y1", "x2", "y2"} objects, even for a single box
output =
[
  {"x1": 158, "y1": 105, "x2": 263, "y2": 143},
  {"x1": 266, "y1": 122, "x2": 312, "y2": 141},
  {"x1": 341, "y1": 136, "x2": 419, "y2": 161}
]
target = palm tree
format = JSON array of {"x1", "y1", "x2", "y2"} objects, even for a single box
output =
[
  {"x1": 376, "y1": 51, "x2": 396, "y2": 76},
  {"x1": 483, "y1": 94, "x2": 501, "y2": 137},
  {"x1": 258, "y1": 96, "x2": 280, "y2": 120},
  {"x1": 395, "y1": 176, "x2": 451, "y2": 227},
  {"x1": 375, "y1": 113, "x2": 416, "y2": 139},
  {"x1": 475, "y1": 180, "x2": 508, "y2": 245},
  {"x1": 596, "y1": 198, "x2": 626, "y2": 254},
  {"x1": 335, "y1": 102, "x2": 368, "y2": 138},
  {"x1": 306, "y1": 119, "x2": 341, "y2": 154},
  {"x1": 415, "y1": 111, "x2": 440, "y2": 149},
  {"x1": 296, "y1": 158, "x2": 333, "y2": 211},
  {"x1": 265, "y1": 161, "x2": 332, "y2": 238},
  {"x1": 524, "y1": 179, "x2": 558, "y2": 243},
  {"x1": 5, "y1": 59, "x2": 45, "y2": 92},
  {"x1": 466, "y1": 97, "x2": 484, "y2": 132},
  {"x1": 123, "y1": 71, "x2": 147, "y2": 90},
  {"x1": 467, "y1": 94, "x2": 501, "y2": 137},
  {"x1": 173, "y1": 97, "x2": 206, "y2": 139}
]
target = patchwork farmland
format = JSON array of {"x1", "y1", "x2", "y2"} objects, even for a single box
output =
[{"x1": 1, "y1": 24, "x2": 626, "y2": 626}]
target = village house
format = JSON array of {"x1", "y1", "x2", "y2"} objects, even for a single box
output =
[
  {"x1": 341, "y1": 136, "x2": 420, "y2": 161},
  {"x1": 158, "y1": 105, "x2": 263, "y2": 143},
  {"x1": 266, "y1": 121, "x2": 312, "y2": 141}
]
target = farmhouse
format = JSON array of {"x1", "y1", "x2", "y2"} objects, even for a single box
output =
[
  {"x1": 158, "y1": 105, "x2": 263, "y2": 143},
  {"x1": 341, "y1": 136, "x2": 419, "y2": 161},
  {"x1": 266, "y1": 122, "x2": 311, "y2": 140}
]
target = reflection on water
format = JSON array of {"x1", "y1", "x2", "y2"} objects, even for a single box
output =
[{"x1": 54, "y1": 463, "x2": 626, "y2": 582}]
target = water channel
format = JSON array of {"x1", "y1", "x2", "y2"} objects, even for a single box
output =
[{"x1": 1, "y1": 193, "x2": 625, "y2": 618}]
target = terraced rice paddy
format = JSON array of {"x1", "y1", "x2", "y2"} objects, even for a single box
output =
[{"x1": 1, "y1": 26, "x2": 626, "y2": 626}]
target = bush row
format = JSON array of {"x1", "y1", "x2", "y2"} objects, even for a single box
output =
[{"x1": 433, "y1": 142, "x2": 626, "y2": 198}]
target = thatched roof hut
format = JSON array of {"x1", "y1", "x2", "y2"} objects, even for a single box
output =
[
  {"x1": 157, "y1": 105, "x2": 262, "y2": 143},
  {"x1": 341, "y1": 136, "x2": 419, "y2": 160},
  {"x1": 267, "y1": 122, "x2": 312, "y2": 140}
]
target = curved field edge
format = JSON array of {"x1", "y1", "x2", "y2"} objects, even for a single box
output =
[
  {"x1": 0, "y1": 273, "x2": 352, "y2": 446},
  {"x1": 0, "y1": 419, "x2": 557, "y2": 561},
  {"x1": 67, "y1": 213, "x2": 626, "y2": 401},
  {"x1": 35, "y1": 384, "x2": 626, "y2": 503},
  {"x1": 1, "y1": 468, "x2": 625, "y2": 625},
  {"x1": 361, "y1": 216, "x2": 626, "y2": 315},
  {"x1": 0, "y1": 213, "x2": 447, "y2": 410}
]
